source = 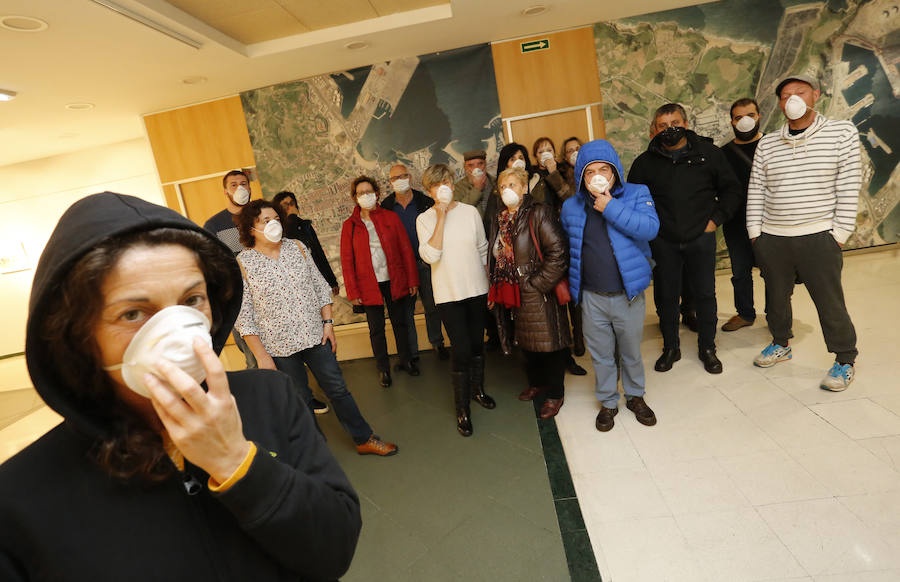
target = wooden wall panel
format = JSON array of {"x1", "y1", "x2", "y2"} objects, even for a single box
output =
[
  {"x1": 491, "y1": 27, "x2": 602, "y2": 118},
  {"x1": 143, "y1": 96, "x2": 256, "y2": 185},
  {"x1": 507, "y1": 106, "x2": 604, "y2": 163}
]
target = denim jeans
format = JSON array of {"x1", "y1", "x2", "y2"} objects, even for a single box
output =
[
  {"x1": 273, "y1": 342, "x2": 373, "y2": 445},
  {"x1": 723, "y1": 217, "x2": 756, "y2": 321},
  {"x1": 582, "y1": 291, "x2": 647, "y2": 409},
  {"x1": 406, "y1": 260, "x2": 445, "y2": 357},
  {"x1": 650, "y1": 232, "x2": 718, "y2": 350}
]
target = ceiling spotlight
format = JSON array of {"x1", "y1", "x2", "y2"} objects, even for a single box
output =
[
  {"x1": 521, "y1": 5, "x2": 547, "y2": 16},
  {"x1": 65, "y1": 102, "x2": 95, "y2": 111},
  {"x1": 345, "y1": 41, "x2": 369, "y2": 50},
  {"x1": 0, "y1": 15, "x2": 49, "y2": 32},
  {"x1": 182, "y1": 75, "x2": 207, "y2": 85},
  {"x1": 0, "y1": 89, "x2": 16, "y2": 101}
]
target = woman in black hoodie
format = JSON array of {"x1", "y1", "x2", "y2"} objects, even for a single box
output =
[{"x1": 0, "y1": 192, "x2": 361, "y2": 581}]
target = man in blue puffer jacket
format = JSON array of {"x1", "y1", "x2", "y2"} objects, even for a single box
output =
[{"x1": 561, "y1": 139, "x2": 660, "y2": 433}]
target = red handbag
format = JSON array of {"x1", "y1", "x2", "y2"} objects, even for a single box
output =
[{"x1": 528, "y1": 218, "x2": 571, "y2": 305}]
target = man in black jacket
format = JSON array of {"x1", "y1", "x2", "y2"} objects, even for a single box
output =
[
  {"x1": 273, "y1": 191, "x2": 339, "y2": 296},
  {"x1": 380, "y1": 163, "x2": 449, "y2": 361},
  {"x1": 628, "y1": 103, "x2": 741, "y2": 374}
]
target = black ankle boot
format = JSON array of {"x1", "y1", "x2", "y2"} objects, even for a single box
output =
[
  {"x1": 469, "y1": 355, "x2": 496, "y2": 409},
  {"x1": 451, "y1": 371, "x2": 472, "y2": 437}
]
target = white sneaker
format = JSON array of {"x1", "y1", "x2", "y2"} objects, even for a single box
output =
[
  {"x1": 820, "y1": 362, "x2": 855, "y2": 392},
  {"x1": 753, "y1": 343, "x2": 792, "y2": 368}
]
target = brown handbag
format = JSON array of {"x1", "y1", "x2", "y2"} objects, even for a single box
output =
[{"x1": 528, "y1": 217, "x2": 571, "y2": 305}]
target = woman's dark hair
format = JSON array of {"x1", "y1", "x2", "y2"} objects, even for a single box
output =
[
  {"x1": 496, "y1": 142, "x2": 533, "y2": 181},
  {"x1": 562, "y1": 137, "x2": 582, "y2": 153},
  {"x1": 236, "y1": 199, "x2": 284, "y2": 248},
  {"x1": 272, "y1": 190, "x2": 297, "y2": 209},
  {"x1": 350, "y1": 176, "x2": 380, "y2": 202},
  {"x1": 39, "y1": 227, "x2": 238, "y2": 483},
  {"x1": 531, "y1": 136, "x2": 556, "y2": 162}
]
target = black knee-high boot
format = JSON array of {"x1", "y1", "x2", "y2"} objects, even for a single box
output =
[
  {"x1": 470, "y1": 354, "x2": 496, "y2": 409},
  {"x1": 452, "y1": 370, "x2": 473, "y2": 437}
]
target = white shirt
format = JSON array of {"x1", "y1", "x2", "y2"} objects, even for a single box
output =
[
  {"x1": 235, "y1": 240, "x2": 333, "y2": 357},
  {"x1": 416, "y1": 202, "x2": 489, "y2": 304},
  {"x1": 362, "y1": 218, "x2": 389, "y2": 282}
]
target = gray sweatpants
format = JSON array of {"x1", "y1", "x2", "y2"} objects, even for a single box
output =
[{"x1": 753, "y1": 230, "x2": 857, "y2": 364}]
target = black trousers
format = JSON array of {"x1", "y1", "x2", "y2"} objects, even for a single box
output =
[
  {"x1": 753, "y1": 231, "x2": 857, "y2": 363},
  {"x1": 650, "y1": 232, "x2": 718, "y2": 350},
  {"x1": 723, "y1": 217, "x2": 757, "y2": 321},
  {"x1": 437, "y1": 294, "x2": 487, "y2": 373},
  {"x1": 523, "y1": 348, "x2": 568, "y2": 399},
  {"x1": 363, "y1": 281, "x2": 412, "y2": 372}
]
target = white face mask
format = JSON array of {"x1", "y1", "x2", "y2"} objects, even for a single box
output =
[
  {"x1": 501, "y1": 187, "x2": 520, "y2": 208},
  {"x1": 232, "y1": 185, "x2": 250, "y2": 205},
  {"x1": 784, "y1": 94, "x2": 809, "y2": 121},
  {"x1": 587, "y1": 174, "x2": 610, "y2": 195},
  {"x1": 568, "y1": 151, "x2": 579, "y2": 166},
  {"x1": 735, "y1": 116, "x2": 757, "y2": 133},
  {"x1": 254, "y1": 219, "x2": 282, "y2": 243},
  {"x1": 393, "y1": 178, "x2": 410, "y2": 192},
  {"x1": 436, "y1": 184, "x2": 453, "y2": 204},
  {"x1": 104, "y1": 306, "x2": 213, "y2": 398},
  {"x1": 357, "y1": 193, "x2": 377, "y2": 210},
  {"x1": 511, "y1": 158, "x2": 527, "y2": 170},
  {"x1": 539, "y1": 151, "x2": 554, "y2": 163},
  {"x1": 470, "y1": 167, "x2": 485, "y2": 178}
]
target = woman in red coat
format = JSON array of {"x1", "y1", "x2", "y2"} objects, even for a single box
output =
[{"x1": 341, "y1": 176, "x2": 420, "y2": 387}]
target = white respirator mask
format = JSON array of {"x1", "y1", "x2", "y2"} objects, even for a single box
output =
[
  {"x1": 568, "y1": 152, "x2": 579, "y2": 166},
  {"x1": 470, "y1": 167, "x2": 485, "y2": 178},
  {"x1": 104, "y1": 306, "x2": 213, "y2": 398},
  {"x1": 232, "y1": 185, "x2": 250, "y2": 205},
  {"x1": 735, "y1": 116, "x2": 757, "y2": 133},
  {"x1": 393, "y1": 178, "x2": 410, "y2": 192},
  {"x1": 784, "y1": 95, "x2": 809, "y2": 121},
  {"x1": 436, "y1": 184, "x2": 453, "y2": 204},
  {"x1": 587, "y1": 174, "x2": 610, "y2": 195},
  {"x1": 501, "y1": 188, "x2": 520, "y2": 208},
  {"x1": 357, "y1": 193, "x2": 377, "y2": 210},
  {"x1": 254, "y1": 219, "x2": 282, "y2": 243},
  {"x1": 539, "y1": 151, "x2": 554, "y2": 163},
  {"x1": 511, "y1": 158, "x2": 527, "y2": 170}
]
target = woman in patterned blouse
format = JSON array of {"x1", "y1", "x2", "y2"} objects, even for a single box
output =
[{"x1": 235, "y1": 200, "x2": 398, "y2": 456}]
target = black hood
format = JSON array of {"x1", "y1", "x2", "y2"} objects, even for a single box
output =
[{"x1": 25, "y1": 192, "x2": 243, "y2": 435}]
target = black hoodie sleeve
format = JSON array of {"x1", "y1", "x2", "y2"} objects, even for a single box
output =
[{"x1": 213, "y1": 372, "x2": 361, "y2": 580}]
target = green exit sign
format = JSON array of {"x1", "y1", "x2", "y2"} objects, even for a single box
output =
[{"x1": 520, "y1": 39, "x2": 550, "y2": 54}]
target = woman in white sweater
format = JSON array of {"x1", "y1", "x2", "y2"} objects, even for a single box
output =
[{"x1": 416, "y1": 163, "x2": 495, "y2": 437}]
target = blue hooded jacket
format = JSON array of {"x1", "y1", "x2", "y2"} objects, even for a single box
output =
[{"x1": 560, "y1": 139, "x2": 659, "y2": 303}]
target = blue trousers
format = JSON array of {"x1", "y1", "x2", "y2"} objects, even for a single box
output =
[
  {"x1": 582, "y1": 291, "x2": 647, "y2": 409},
  {"x1": 273, "y1": 342, "x2": 373, "y2": 445}
]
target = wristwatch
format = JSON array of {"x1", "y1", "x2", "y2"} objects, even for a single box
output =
[{"x1": 322, "y1": 319, "x2": 334, "y2": 325}]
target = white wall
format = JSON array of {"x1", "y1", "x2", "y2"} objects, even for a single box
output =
[{"x1": 0, "y1": 138, "x2": 164, "y2": 357}]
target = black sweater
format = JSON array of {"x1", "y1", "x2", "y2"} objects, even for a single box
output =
[
  {"x1": 628, "y1": 130, "x2": 741, "y2": 243},
  {"x1": 284, "y1": 214, "x2": 339, "y2": 288},
  {"x1": 0, "y1": 192, "x2": 361, "y2": 581}
]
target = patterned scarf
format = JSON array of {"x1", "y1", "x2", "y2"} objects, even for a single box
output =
[{"x1": 488, "y1": 209, "x2": 521, "y2": 308}]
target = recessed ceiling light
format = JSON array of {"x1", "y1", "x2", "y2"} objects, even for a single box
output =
[
  {"x1": 0, "y1": 15, "x2": 49, "y2": 32},
  {"x1": 65, "y1": 102, "x2": 95, "y2": 111},
  {"x1": 345, "y1": 41, "x2": 369, "y2": 50},
  {"x1": 521, "y1": 5, "x2": 547, "y2": 16},
  {"x1": 182, "y1": 75, "x2": 207, "y2": 85},
  {"x1": 0, "y1": 89, "x2": 16, "y2": 101}
]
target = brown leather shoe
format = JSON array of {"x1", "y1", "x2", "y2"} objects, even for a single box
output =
[
  {"x1": 518, "y1": 386, "x2": 544, "y2": 401},
  {"x1": 540, "y1": 397, "x2": 564, "y2": 419},
  {"x1": 722, "y1": 315, "x2": 754, "y2": 332},
  {"x1": 626, "y1": 396, "x2": 657, "y2": 426},
  {"x1": 595, "y1": 407, "x2": 618, "y2": 432},
  {"x1": 356, "y1": 435, "x2": 398, "y2": 456}
]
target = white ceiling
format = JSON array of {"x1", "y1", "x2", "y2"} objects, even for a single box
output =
[{"x1": 0, "y1": 0, "x2": 711, "y2": 167}]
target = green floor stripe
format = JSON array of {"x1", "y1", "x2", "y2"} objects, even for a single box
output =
[{"x1": 533, "y1": 400, "x2": 603, "y2": 582}]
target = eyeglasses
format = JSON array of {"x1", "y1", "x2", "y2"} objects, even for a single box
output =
[{"x1": 389, "y1": 173, "x2": 410, "y2": 181}]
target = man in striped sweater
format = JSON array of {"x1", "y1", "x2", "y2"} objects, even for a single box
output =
[{"x1": 747, "y1": 73, "x2": 861, "y2": 391}]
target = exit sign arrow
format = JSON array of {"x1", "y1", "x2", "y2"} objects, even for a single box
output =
[{"x1": 520, "y1": 39, "x2": 550, "y2": 53}]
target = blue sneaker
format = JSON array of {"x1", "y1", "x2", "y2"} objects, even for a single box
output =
[
  {"x1": 753, "y1": 343, "x2": 792, "y2": 368},
  {"x1": 820, "y1": 362, "x2": 854, "y2": 392}
]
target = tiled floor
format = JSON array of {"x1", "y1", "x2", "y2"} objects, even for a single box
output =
[
  {"x1": 1, "y1": 248, "x2": 898, "y2": 582},
  {"x1": 556, "y1": 248, "x2": 900, "y2": 582}
]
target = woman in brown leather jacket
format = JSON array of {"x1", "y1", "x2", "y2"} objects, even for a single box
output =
[{"x1": 487, "y1": 167, "x2": 571, "y2": 418}]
